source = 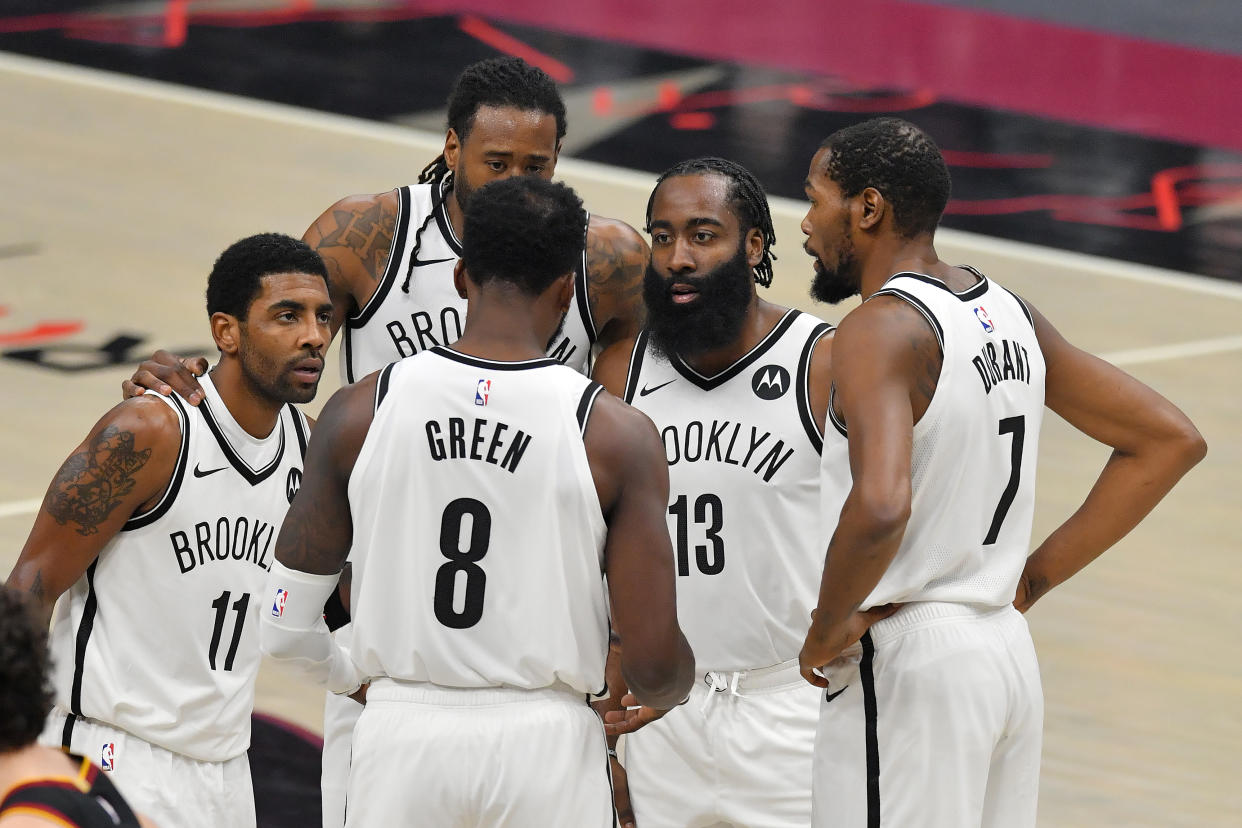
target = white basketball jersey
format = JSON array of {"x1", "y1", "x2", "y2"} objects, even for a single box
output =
[
  {"x1": 623, "y1": 309, "x2": 834, "y2": 672},
  {"x1": 48, "y1": 373, "x2": 308, "y2": 761},
  {"x1": 820, "y1": 269, "x2": 1046, "y2": 608},
  {"x1": 339, "y1": 179, "x2": 597, "y2": 383},
  {"x1": 346, "y1": 347, "x2": 610, "y2": 694}
]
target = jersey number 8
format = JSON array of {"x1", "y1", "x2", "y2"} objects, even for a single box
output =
[{"x1": 434, "y1": 498, "x2": 491, "y2": 629}]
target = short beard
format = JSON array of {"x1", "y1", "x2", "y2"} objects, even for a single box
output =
[
  {"x1": 808, "y1": 234, "x2": 861, "y2": 305},
  {"x1": 545, "y1": 307, "x2": 569, "y2": 354},
  {"x1": 238, "y1": 334, "x2": 320, "y2": 405},
  {"x1": 643, "y1": 244, "x2": 754, "y2": 362},
  {"x1": 452, "y1": 168, "x2": 474, "y2": 216}
]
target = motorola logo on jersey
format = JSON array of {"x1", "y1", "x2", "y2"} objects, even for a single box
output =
[
  {"x1": 974, "y1": 306, "x2": 995, "y2": 333},
  {"x1": 751, "y1": 365, "x2": 790, "y2": 400},
  {"x1": 285, "y1": 468, "x2": 302, "y2": 504}
]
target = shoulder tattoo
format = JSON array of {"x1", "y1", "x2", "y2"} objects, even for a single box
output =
[{"x1": 45, "y1": 426, "x2": 152, "y2": 535}]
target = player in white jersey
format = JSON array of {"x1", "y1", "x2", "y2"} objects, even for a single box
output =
[
  {"x1": 594, "y1": 158, "x2": 891, "y2": 828},
  {"x1": 797, "y1": 118, "x2": 1206, "y2": 827},
  {"x1": 120, "y1": 59, "x2": 649, "y2": 826},
  {"x1": 260, "y1": 177, "x2": 694, "y2": 828},
  {"x1": 6, "y1": 234, "x2": 332, "y2": 828}
]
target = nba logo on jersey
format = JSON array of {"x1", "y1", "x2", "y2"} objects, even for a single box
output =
[
  {"x1": 101, "y1": 742, "x2": 115, "y2": 771},
  {"x1": 272, "y1": 588, "x2": 288, "y2": 618},
  {"x1": 973, "y1": 306, "x2": 995, "y2": 333},
  {"x1": 475, "y1": 379, "x2": 491, "y2": 406}
]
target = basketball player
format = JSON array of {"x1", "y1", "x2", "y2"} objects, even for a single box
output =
[
  {"x1": 797, "y1": 117, "x2": 1206, "y2": 827},
  {"x1": 5, "y1": 234, "x2": 332, "y2": 828},
  {"x1": 592, "y1": 157, "x2": 894, "y2": 828},
  {"x1": 0, "y1": 586, "x2": 157, "y2": 828},
  {"x1": 260, "y1": 176, "x2": 695, "y2": 827},
  {"x1": 119, "y1": 58, "x2": 649, "y2": 825}
]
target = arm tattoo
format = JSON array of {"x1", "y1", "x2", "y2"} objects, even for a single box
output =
[
  {"x1": 317, "y1": 200, "x2": 395, "y2": 281},
  {"x1": 29, "y1": 570, "x2": 45, "y2": 601},
  {"x1": 45, "y1": 426, "x2": 151, "y2": 536},
  {"x1": 586, "y1": 227, "x2": 646, "y2": 343},
  {"x1": 911, "y1": 336, "x2": 942, "y2": 406}
]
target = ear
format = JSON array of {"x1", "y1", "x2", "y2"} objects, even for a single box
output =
[
  {"x1": 211, "y1": 312, "x2": 241, "y2": 356},
  {"x1": 857, "y1": 187, "x2": 886, "y2": 231},
  {"x1": 453, "y1": 260, "x2": 469, "y2": 299},
  {"x1": 743, "y1": 227, "x2": 764, "y2": 269},
  {"x1": 555, "y1": 270, "x2": 575, "y2": 313},
  {"x1": 444, "y1": 129, "x2": 461, "y2": 173}
]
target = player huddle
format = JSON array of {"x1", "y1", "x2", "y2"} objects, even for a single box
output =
[{"x1": 3, "y1": 57, "x2": 1204, "y2": 828}]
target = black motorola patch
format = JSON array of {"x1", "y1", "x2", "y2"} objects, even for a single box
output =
[
  {"x1": 751, "y1": 365, "x2": 790, "y2": 400},
  {"x1": 286, "y1": 468, "x2": 303, "y2": 504}
]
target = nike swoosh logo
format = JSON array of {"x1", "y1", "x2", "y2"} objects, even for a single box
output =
[
  {"x1": 410, "y1": 256, "x2": 454, "y2": 267},
  {"x1": 824, "y1": 685, "x2": 849, "y2": 703},
  {"x1": 193, "y1": 464, "x2": 226, "y2": 478},
  {"x1": 639, "y1": 379, "x2": 676, "y2": 397}
]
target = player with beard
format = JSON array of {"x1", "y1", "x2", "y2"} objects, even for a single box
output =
[
  {"x1": 798, "y1": 117, "x2": 1204, "y2": 827},
  {"x1": 6, "y1": 234, "x2": 331, "y2": 828},
  {"x1": 592, "y1": 158, "x2": 894, "y2": 828},
  {"x1": 119, "y1": 58, "x2": 648, "y2": 826}
]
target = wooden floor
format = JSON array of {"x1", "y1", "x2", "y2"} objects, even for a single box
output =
[{"x1": 2, "y1": 52, "x2": 1239, "y2": 826}]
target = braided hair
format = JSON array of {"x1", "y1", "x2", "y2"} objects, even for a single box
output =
[
  {"x1": 644, "y1": 157, "x2": 777, "y2": 287},
  {"x1": 402, "y1": 58, "x2": 568, "y2": 293}
]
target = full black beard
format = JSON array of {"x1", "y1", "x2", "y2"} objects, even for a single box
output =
[
  {"x1": 808, "y1": 239, "x2": 861, "y2": 305},
  {"x1": 643, "y1": 245, "x2": 754, "y2": 362}
]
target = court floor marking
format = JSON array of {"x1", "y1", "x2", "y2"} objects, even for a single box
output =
[
  {"x1": 5, "y1": 50, "x2": 1242, "y2": 305},
  {"x1": 1102, "y1": 333, "x2": 1242, "y2": 366}
]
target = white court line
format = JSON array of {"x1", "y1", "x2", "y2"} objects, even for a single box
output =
[
  {"x1": 1100, "y1": 334, "x2": 1242, "y2": 366},
  {"x1": 0, "y1": 498, "x2": 42, "y2": 520},
  {"x1": 4, "y1": 50, "x2": 1242, "y2": 304}
]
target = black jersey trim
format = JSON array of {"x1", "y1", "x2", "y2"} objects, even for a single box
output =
[
  {"x1": 671, "y1": 308, "x2": 802, "y2": 391},
  {"x1": 861, "y1": 631, "x2": 881, "y2": 828},
  {"x1": 290, "y1": 406, "x2": 310, "y2": 460},
  {"x1": 576, "y1": 382, "x2": 605, "y2": 434},
  {"x1": 123, "y1": 393, "x2": 190, "y2": 532},
  {"x1": 200, "y1": 397, "x2": 286, "y2": 486},
  {"x1": 68, "y1": 561, "x2": 99, "y2": 727},
  {"x1": 433, "y1": 177, "x2": 464, "y2": 256},
  {"x1": 886, "y1": 268, "x2": 989, "y2": 302},
  {"x1": 342, "y1": 323, "x2": 356, "y2": 385},
  {"x1": 872, "y1": 287, "x2": 944, "y2": 352},
  {"x1": 575, "y1": 213, "x2": 599, "y2": 345},
  {"x1": 827, "y1": 383, "x2": 849, "y2": 438},
  {"x1": 999, "y1": 284, "x2": 1036, "y2": 329},
  {"x1": 375, "y1": 362, "x2": 397, "y2": 412},
  {"x1": 347, "y1": 186, "x2": 410, "y2": 329},
  {"x1": 621, "y1": 330, "x2": 649, "y2": 404},
  {"x1": 429, "y1": 345, "x2": 559, "y2": 371},
  {"x1": 797, "y1": 323, "x2": 834, "y2": 454}
]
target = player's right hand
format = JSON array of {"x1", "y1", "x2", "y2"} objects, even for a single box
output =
[
  {"x1": 603, "y1": 693, "x2": 670, "y2": 736},
  {"x1": 122, "y1": 350, "x2": 208, "y2": 404}
]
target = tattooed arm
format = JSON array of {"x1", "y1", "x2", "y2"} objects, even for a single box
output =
[
  {"x1": 585, "y1": 215, "x2": 649, "y2": 352},
  {"x1": 302, "y1": 191, "x2": 399, "y2": 338},
  {"x1": 6, "y1": 397, "x2": 182, "y2": 625}
]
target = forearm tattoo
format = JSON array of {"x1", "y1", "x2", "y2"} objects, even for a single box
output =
[
  {"x1": 46, "y1": 426, "x2": 151, "y2": 535},
  {"x1": 317, "y1": 200, "x2": 396, "y2": 281}
]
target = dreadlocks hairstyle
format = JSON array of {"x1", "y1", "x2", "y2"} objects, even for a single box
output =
[
  {"x1": 818, "y1": 117, "x2": 951, "y2": 238},
  {"x1": 644, "y1": 157, "x2": 778, "y2": 287},
  {"x1": 0, "y1": 587, "x2": 54, "y2": 752},
  {"x1": 403, "y1": 57, "x2": 569, "y2": 293}
]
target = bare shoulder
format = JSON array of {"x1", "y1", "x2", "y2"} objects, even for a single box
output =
[
  {"x1": 591, "y1": 337, "x2": 639, "y2": 398},
  {"x1": 585, "y1": 215, "x2": 649, "y2": 348},
  {"x1": 583, "y1": 392, "x2": 663, "y2": 471},
  {"x1": 302, "y1": 190, "x2": 400, "y2": 318}
]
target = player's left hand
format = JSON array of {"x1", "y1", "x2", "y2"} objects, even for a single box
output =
[
  {"x1": 608, "y1": 750, "x2": 637, "y2": 827},
  {"x1": 799, "y1": 604, "x2": 901, "y2": 687},
  {"x1": 603, "y1": 693, "x2": 670, "y2": 736}
]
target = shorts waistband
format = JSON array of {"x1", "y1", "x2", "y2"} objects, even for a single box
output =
[
  {"x1": 366, "y1": 678, "x2": 588, "y2": 707},
  {"x1": 699, "y1": 657, "x2": 802, "y2": 695},
  {"x1": 865, "y1": 601, "x2": 1014, "y2": 646}
]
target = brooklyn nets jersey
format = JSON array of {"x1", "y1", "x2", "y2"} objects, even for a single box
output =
[
  {"x1": 623, "y1": 309, "x2": 834, "y2": 672},
  {"x1": 346, "y1": 347, "x2": 610, "y2": 694},
  {"x1": 820, "y1": 269, "x2": 1046, "y2": 608},
  {"x1": 339, "y1": 178, "x2": 597, "y2": 382},
  {"x1": 48, "y1": 373, "x2": 308, "y2": 762}
]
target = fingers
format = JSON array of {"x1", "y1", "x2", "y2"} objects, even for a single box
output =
[
  {"x1": 799, "y1": 662, "x2": 829, "y2": 689},
  {"x1": 183, "y1": 356, "x2": 209, "y2": 375},
  {"x1": 862, "y1": 602, "x2": 902, "y2": 623},
  {"x1": 125, "y1": 370, "x2": 173, "y2": 398}
]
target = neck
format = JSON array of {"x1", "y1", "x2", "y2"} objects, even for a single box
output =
[
  {"x1": 209, "y1": 360, "x2": 284, "y2": 439},
  {"x1": 0, "y1": 743, "x2": 76, "y2": 789},
  {"x1": 453, "y1": 294, "x2": 555, "y2": 363},
  {"x1": 680, "y1": 294, "x2": 783, "y2": 376},
  {"x1": 859, "y1": 233, "x2": 943, "y2": 300}
]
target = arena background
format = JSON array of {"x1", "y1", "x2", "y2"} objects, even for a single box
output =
[{"x1": 1, "y1": 2, "x2": 1239, "y2": 825}]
